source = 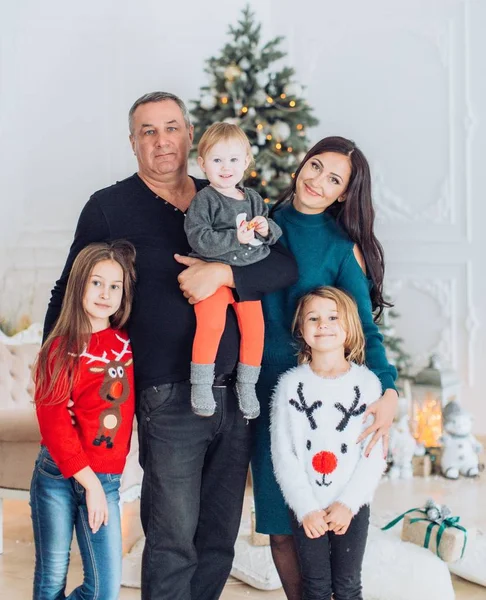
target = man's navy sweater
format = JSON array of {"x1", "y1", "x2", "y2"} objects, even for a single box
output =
[{"x1": 44, "y1": 174, "x2": 298, "y2": 391}]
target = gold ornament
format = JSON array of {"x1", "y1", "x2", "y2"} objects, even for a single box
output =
[{"x1": 224, "y1": 64, "x2": 242, "y2": 81}]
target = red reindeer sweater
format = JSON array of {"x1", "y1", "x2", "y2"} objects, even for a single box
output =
[{"x1": 35, "y1": 327, "x2": 135, "y2": 478}]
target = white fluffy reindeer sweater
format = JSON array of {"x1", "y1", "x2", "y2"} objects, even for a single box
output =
[{"x1": 270, "y1": 362, "x2": 386, "y2": 522}]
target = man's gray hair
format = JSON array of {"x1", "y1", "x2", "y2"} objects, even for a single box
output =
[{"x1": 128, "y1": 92, "x2": 192, "y2": 133}]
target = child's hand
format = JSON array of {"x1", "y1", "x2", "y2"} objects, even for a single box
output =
[
  {"x1": 86, "y1": 480, "x2": 109, "y2": 534},
  {"x1": 302, "y1": 509, "x2": 328, "y2": 539},
  {"x1": 67, "y1": 399, "x2": 76, "y2": 426},
  {"x1": 324, "y1": 502, "x2": 353, "y2": 535},
  {"x1": 237, "y1": 221, "x2": 255, "y2": 244},
  {"x1": 249, "y1": 216, "x2": 269, "y2": 237}
]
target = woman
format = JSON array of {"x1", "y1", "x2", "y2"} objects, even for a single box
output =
[{"x1": 251, "y1": 136, "x2": 398, "y2": 599}]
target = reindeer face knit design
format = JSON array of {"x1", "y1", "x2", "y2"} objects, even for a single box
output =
[
  {"x1": 270, "y1": 362, "x2": 387, "y2": 522},
  {"x1": 35, "y1": 327, "x2": 135, "y2": 478}
]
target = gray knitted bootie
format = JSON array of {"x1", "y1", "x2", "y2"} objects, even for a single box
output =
[
  {"x1": 235, "y1": 362, "x2": 261, "y2": 420},
  {"x1": 190, "y1": 362, "x2": 216, "y2": 417}
]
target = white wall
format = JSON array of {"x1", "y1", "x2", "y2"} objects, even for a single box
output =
[{"x1": 1, "y1": 0, "x2": 484, "y2": 431}]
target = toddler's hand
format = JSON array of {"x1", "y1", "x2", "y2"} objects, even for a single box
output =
[
  {"x1": 302, "y1": 509, "x2": 328, "y2": 539},
  {"x1": 250, "y1": 216, "x2": 269, "y2": 237},
  {"x1": 237, "y1": 221, "x2": 255, "y2": 244},
  {"x1": 86, "y1": 480, "x2": 109, "y2": 534},
  {"x1": 324, "y1": 502, "x2": 353, "y2": 535}
]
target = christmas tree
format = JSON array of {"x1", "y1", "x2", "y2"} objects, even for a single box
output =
[
  {"x1": 190, "y1": 5, "x2": 319, "y2": 202},
  {"x1": 378, "y1": 304, "x2": 412, "y2": 377}
]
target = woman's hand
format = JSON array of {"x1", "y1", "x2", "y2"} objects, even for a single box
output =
[
  {"x1": 174, "y1": 254, "x2": 234, "y2": 304},
  {"x1": 357, "y1": 388, "x2": 398, "y2": 457},
  {"x1": 324, "y1": 502, "x2": 353, "y2": 535},
  {"x1": 302, "y1": 509, "x2": 328, "y2": 539}
]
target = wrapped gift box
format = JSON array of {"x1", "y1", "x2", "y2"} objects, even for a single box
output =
[
  {"x1": 412, "y1": 454, "x2": 432, "y2": 477},
  {"x1": 401, "y1": 510, "x2": 475, "y2": 563},
  {"x1": 426, "y1": 447, "x2": 442, "y2": 474}
]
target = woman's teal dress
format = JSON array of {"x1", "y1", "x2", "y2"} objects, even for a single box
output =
[{"x1": 251, "y1": 203, "x2": 397, "y2": 534}]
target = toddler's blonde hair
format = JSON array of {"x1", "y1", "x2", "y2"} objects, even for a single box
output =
[{"x1": 198, "y1": 122, "x2": 254, "y2": 174}]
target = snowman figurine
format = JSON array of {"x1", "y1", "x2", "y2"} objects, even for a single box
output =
[
  {"x1": 440, "y1": 401, "x2": 483, "y2": 479},
  {"x1": 388, "y1": 414, "x2": 418, "y2": 479}
]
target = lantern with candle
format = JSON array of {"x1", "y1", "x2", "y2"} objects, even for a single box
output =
[{"x1": 411, "y1": 355, "x2": 461, "y2": 468}]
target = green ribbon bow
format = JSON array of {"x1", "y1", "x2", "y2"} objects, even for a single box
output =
[
  {"x1": 381, "y1": 507, "x2": 425, "y2": 531},
  {"x1": 381, "y1": 508, "x2": 468, "y2": 561}
]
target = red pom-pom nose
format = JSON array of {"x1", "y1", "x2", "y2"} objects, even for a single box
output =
[
  {"x1": 312, "y1": 451, "x2": 338, "y2": 475},
  {"x1": 110, "y1": 381, "x2": 123, "y2": 398}
]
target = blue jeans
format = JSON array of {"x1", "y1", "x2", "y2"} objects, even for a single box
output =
[{"x1": 30, "y1": 446, "x2": 122, "y2": 600}]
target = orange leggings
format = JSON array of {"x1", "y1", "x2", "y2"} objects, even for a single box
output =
[{"x1": 193, "y1": 286, "x2": 264, "y2": 366}]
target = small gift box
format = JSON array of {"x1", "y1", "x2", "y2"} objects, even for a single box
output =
[
  {"x1": 426, "y1": 447, "x2": 443, "y2": 474},
  {"x1": 412, "y1": 454, "x2": 432, "y2": 477},
  {"x1": 383, "y1": 499, "x2": 475, "y2": 563}
]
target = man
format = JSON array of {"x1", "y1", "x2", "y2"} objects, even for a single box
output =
[{"x1": 44, "y1": 92, "x2": 298, "y2": 599}]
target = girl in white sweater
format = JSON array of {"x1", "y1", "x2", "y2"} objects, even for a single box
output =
[{"x1": 270, "y1": 286, "x2": 386, "y2": 600}]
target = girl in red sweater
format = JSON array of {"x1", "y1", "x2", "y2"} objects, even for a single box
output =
[{"x1": 31, "y1": 241, "x2": 136, "y2": 600}]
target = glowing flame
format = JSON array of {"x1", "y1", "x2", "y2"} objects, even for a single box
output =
[{"x1": 412, "y1": 392, "x2": 443, "y2": 447}]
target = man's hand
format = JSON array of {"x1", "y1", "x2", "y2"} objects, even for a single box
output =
[
  {"x1": 324, "y1": 502, "x2": 353, "y2": 535},
  {"x1": 174, "y1": 254, "x2": 234, "y2": 304},
  {"x1": 237, "y1": 221, "x2": 255, "y2": 244},
  {"x1": 250, "y1": 216, "x2": 269, "y2": 237},
  {"x1": 302, "y1": 509, "x2": 328, "y2": 539},
  {"x1": 357, "y1": 388, "x2": 398, "y2": 457},
  {"x1": 85, "y1": 480, "x2": 109, "y2": 534}
]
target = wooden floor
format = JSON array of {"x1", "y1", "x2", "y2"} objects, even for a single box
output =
[{"x1": 1, "y1": 472, "x2": 485, "y2": 599}]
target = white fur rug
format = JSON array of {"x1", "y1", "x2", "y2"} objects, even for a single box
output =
[
  {"x1": 362, "y1": 525, "x2": 454, "y2": 600},
  {"x1": 122, "y1": 521, "x2": 456, "y2": 600}
]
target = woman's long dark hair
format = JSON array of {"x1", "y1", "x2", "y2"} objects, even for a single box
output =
[{"x1": 271, "y1": 136, "x2": 390, "y2": 320}]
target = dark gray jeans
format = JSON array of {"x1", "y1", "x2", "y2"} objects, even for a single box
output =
[
  {"x1": 137, "y1": 380, "x2": 251, "y2": 600},
  {"x1": 291, "y1": 504, "x2": 370, "y2": 600}
]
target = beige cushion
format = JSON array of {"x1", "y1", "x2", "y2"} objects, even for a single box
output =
[
  {"x1": 0, "y1": 440, "x2": 39, "y2": 490},
  {"x1": 0, "y1": 343, "x2": 39, "y2": 440}
]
